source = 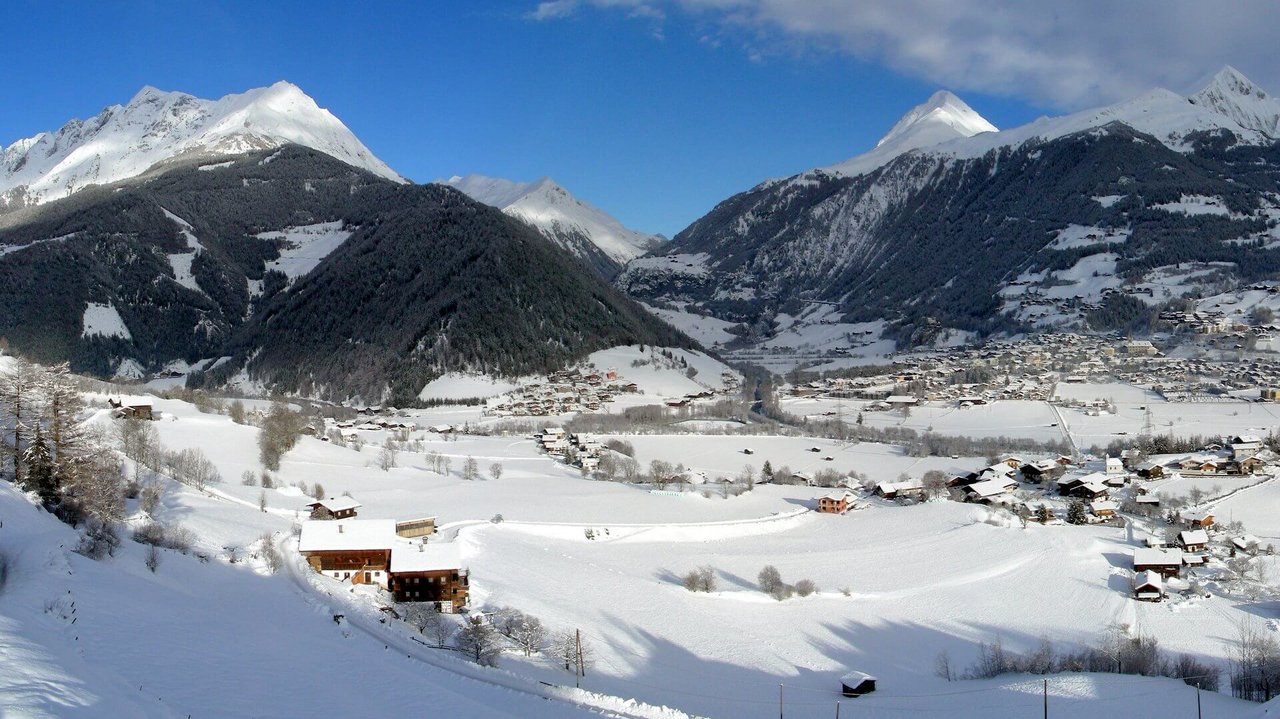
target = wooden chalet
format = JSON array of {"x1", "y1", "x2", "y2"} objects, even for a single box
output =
[
  {"x1": 817, "y1": 491, "x2": 851, "y2": 514},
  {"x1": 1178, "y1": 529, "x2": 1209, "y2": 552},
  {"x1": 962, "y1": 477, "x2": 1017, "y2": 504},
  {"x1": 1055, "y1": 476, "x2": 1085, "y2": 496},
  {"x1": 875, "y1": 480, "x2": 924, "y2": 500},
  {"x1": 1232, "y1": 535, "x2": 1263, "y2": 554},
  {"x1": 1177, "y1": 455, "x2": 1221, "y2": 473},
  {"x1": 840, "y1": 671, "x2": 877, "y2": 698},
  {"x1": 1239, "y1": 455, "x2": 1268, "y2": 474},
  {"x1": 306, "y1": 496, "x2": 362, "y2": 520},
  {"x1": 299, "y1": 519, "x2": 395, "y2": 588},
  {"x1": 1071, "y1": 480, "x2": 1109, "y2": 500},
  {"x1": 1133, "y1": 548, "x2": 1183, "y2": 578},
  {"x1": 1134, "y1": 461, "x2": 1164, "y2": 479},
  {"x1": 1090, "y1": 500, "x2": 1118, "y2": 518},
  {"x1": 1133, "y1": 571, "x2": 1164, "y2": 602},
  {"x1": 299, "y1": 519, "x2": 469, "y2": 611},
  {"x1": 1183, "y1": 509, "x2": 1214, "y2": 528},
  {"x1": 1021, "y1": 460, "x2": 1064, "y2": 482},
  {"x1": 109, "y1": 399, "x2": 154, "y2": 420},
  {"x1": 389, "y1": 542, "x2": 469, "y2": 611}
]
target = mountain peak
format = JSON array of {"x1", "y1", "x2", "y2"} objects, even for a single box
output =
[
  {"x1": 0, "y1": 82, "x2": 402, "y2": 210},
  {"x1": 128, "y1": 85, "x2": 168, "y2": 104},
  {"x1": 1198, "y1": 65, "x2": 1265, "y2": 99},
  {"x1": 875, "y1": 90, "x2": 997, "y2": 150},
  {"x1": 823, "y1": 90, "x2": 996, "y2": 177},
  {"x1": 1190, "y1": 65, "x2": 1279, "y2": 138},
  {"x1": 441, "y1": 173, "x2": 662, "y2": 269}
]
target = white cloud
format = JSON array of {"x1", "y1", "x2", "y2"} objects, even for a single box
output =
[
  {"x1": 529, "y1": 0, "x2": 580, "y2": 21},
  {"x1": 534, "y1": 0, "x2": 1280, "y2": 109}
]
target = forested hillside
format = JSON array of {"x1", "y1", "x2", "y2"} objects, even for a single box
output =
[{"x1": 0, "y1": 147, "x2": 690, "y2": 401}]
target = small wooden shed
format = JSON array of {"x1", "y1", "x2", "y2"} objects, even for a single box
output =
[{"x1": 840, "y1": 671, "x2": 877, "y2": 698}]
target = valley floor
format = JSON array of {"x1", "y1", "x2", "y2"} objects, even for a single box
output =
[{"x1": 6, "y1": 377, "x2": 1280, "y2": 717}]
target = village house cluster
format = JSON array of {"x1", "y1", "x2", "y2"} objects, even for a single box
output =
[
  {"x1": 784, "y1": 331, "x2": 1280, "y2": 407},
  {"x1": 483, "y1": 367, "x2": 635, "y2": 417},
  {"x1": 536, "y1": 427, "x2": 606, "y2": 473}
]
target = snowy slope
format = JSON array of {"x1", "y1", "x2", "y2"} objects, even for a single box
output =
[
  {"x1": 0, "y1": 82, "x2": 402, "y2": 210},
  {"x1": 0, "y1": 481, "x2": 648, "y2": 719},
  {"x1": 444, "y1": 174, "x2": 663, "y2": 266},
  {"x1": 823, "y1": 90, "x2": 997, "y2": 177}
]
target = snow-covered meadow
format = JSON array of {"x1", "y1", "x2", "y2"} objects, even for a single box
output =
[{"x1": 7, "y1": 360, "x2": 1280, "y2": 717}]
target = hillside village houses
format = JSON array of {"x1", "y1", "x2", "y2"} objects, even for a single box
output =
[
  {"x1": 781, "y1": 330, "x2": 1280, "y2": 409},
  {"x1": 484, "y1": 362, "x2": 739, "y2": 418}
]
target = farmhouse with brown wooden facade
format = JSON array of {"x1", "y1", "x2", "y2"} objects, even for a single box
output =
[{"x1": 298, "y1": 519, "x2": 469, "y2": 611}]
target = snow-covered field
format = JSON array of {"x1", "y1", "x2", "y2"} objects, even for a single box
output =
[{"x1": 6, "y1": 373, "x2": 1280, "y2": 717}]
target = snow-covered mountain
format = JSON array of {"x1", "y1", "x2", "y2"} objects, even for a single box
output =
[
  {"x1": 444, "y1": 174, "x2": 663, "y2": 278},
  {"x1": 621, "y1": 66, "x2": 1280, "y2": 353},
  {"x1": 823, "y1": 90, "x2": 997, "y2": 177},
  {"x1": 0, "y1": 82, "x2": 401, "y2": 211}
]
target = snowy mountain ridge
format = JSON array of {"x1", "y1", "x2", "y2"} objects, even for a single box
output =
[
  {"x1": 622, "y1": 66, "x2": 1280, "y2": 357},
  {"x1": 819, "y1": 66, "x2": 1280, "y2": 182},
  {"x1": 444, "y1": 173, "x2": 663, "y2": 273},
  {"x1": 0, "y1": 81, "x2": 402, "y2": 211}
]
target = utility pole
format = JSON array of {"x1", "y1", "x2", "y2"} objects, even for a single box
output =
[
  {"x1": 779, "y1": 684, "x2": 784, "y2": 719},
  {"x1": 1197, "y1": 686, "x2": 1202, "y2": 719},
  {"x1": 575, "y1": 629, "x2": 584, "y2": 688},
  {"x1": 1043, "y1": 678, "x2": 1048, "y2": 719}
]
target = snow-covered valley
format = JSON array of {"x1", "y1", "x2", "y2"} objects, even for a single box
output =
[{"x1": 6, "y1": 346, "x2": 1280, "y2": 717}]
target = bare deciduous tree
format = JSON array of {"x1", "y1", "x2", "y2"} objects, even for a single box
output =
[{"x1": 455, "y1": 615, "x2": 503, "y2": 666}]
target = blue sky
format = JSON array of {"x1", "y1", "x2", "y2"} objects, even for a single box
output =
[{"x1": 3, "y1": 1, "x2": 1276, "y2": 236}]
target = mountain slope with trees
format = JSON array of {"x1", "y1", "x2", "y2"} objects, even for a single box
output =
[{"x1": 0, "y1": 147, "x2": 690, "y2": 402}]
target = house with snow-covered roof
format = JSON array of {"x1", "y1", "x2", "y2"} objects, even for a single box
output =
[
  {"x1": 298, "y1": 519, "x2": 469, "y2": 610},
  {"x1": 1178, "y1": 529, "x2": 1209, "y2": 552},
  {"x1": 1133, "y1": 570, "x2": 1164, "y2": 602},
  {"x1": 306, "y1": 496, "x2": 362, "y2": 520},
  {"x1": 1133, "y1": 547, "x2": 1183, "y2": 578},
  {"x1": 817, "y1": 491, "x2": 852, "y2": 514},
  {"x1": 1183, "y1": 509, "x2": 1214, "y2": 528},
  {"x1": 962, "y1": 477, "x2": 1018, "y2": 503}
]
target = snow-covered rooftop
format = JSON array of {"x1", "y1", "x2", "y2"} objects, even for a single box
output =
[
  {"x1": 307, "y1": 496, "x2": 361, "y2": 513},
  {"x1": 389, "y1": 542, "x2": 463, "y2": 573},
  {"x1": 1134, "y1": 547, "x2": 1183, "y2": 566},
  {"x1": 298, "y1": 519, "x2": 395, "y2": 552}
]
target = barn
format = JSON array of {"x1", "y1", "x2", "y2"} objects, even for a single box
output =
[{"x1": 840, "y1": 671, "x2": 877, "y2": 697}]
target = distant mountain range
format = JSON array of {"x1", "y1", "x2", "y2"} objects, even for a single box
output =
[
  {"x1": 443, "y1": 174, "x2": 663, "y2": 279},
  {"x1": 0, "y1": 84, "x2": 689, "y2": 402},
  {"x1": 620, "y1": 66, "x2": 1280, "y2": 353}
]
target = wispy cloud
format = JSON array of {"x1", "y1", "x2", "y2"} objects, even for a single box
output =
[
  {"x1": 529, "y1": 0, "x2": 580, "y2": 21},
  {"x1": 530, "y1": 0, "x2": 1280, "y2": 109}
]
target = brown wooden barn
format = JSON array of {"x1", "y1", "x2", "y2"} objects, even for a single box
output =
[{"x1": 395, "y1": 517, "x2": 438, "y2": 538}]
